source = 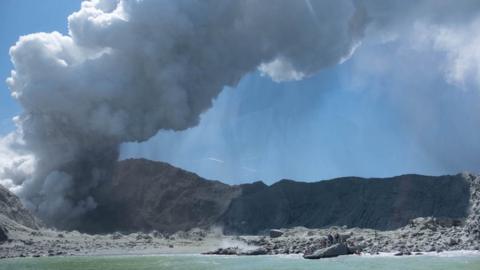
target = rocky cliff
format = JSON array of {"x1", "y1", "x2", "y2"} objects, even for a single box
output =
[
  {"x1": 2, "y1": 159, "x2": 476, "y2": 236},
  {"x1": 0, "y1": 184, "x2": 38, "y2": 244},
  {"x1": 74, "y1": 159, "x2": 474, "y2": 235},
  {"x1": 79, "y1": 159, "x2": 241, "y2": 233},
  {"x1": 220, "y1": 175, "x2": 471, "y2": 234},
  {"x1": 1, "y1": 159, "x2": 478, "y2": 259},
  {"x1": 0, "y1": 185, "x2": 37, "y2": 230}
]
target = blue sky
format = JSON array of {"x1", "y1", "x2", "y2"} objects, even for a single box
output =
[
  {"x1": 122, "y1": 37, "x2": 480, "y2": 183},
  {"x1": 2, "y1": 0, "x2": 480, "y2": 184}
]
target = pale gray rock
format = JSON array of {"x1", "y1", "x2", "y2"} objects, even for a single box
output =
[
  {"x1": 240, "y1": 247, "x2": 268, "y2": 255},
  {"x1": 0, "y1": 185, "x2": 38, "y2": 229},
  {"x1": 269, "y1": 229, "x2": 284, "y2": 238},
  {"x1": 303, "y1": 243, "x2": 350, "y2": 259},
  {"x1": 111, "y1": 232, "x2": 123, "y2": 240}
]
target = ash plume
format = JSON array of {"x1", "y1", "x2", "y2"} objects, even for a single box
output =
[
  {"x1": 1, "y1": 0, "x2": 366, "y2": 227},
  {"x1": 1, "y1": 0, "x2": 480, "y2": 229}
]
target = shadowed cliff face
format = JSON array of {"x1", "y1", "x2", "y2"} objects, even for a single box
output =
[
  {"x1": 221, "y1": 175, "x2": 471, "y2": 234},
  {"x1": 78, "y1": 159, "x2": 241, "y2": 233},
  {"x1": 63, "y1": 159, "x2": 471, "y2": 234}
]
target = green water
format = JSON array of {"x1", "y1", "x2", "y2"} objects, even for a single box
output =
[{"x1": 1, "y1": 254, "x2": 480, "y2": 270}]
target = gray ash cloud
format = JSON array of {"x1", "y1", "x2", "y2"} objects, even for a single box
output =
[{"x1": 1, "y1": 0, "x2": 480, "y2": 228}]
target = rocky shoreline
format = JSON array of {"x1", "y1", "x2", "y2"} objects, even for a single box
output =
[
  {"x1": 0, "y1": 221, "x2": 234, "y2": 259},
  {"x1": 205, "y1": 217, "x2": 479, "y2": 259},
  {"x1": 205, "y1": 173, "x2": 480, "y2": 259},
  {"x1": 0, "y1": 172, "x2": 479, "y2": 260},
  {"x1": 1, "y1": 214, "x2": 479, "y2": 260}
]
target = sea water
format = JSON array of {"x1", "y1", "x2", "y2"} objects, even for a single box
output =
[{"x1": 1, "y1": 253, "x2": 480, "y2": 270}]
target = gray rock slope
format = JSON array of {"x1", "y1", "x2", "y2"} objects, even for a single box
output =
[
  {"x1": 221, "y1": 174, "x2": 471, "y2": 234},
  {"x1": 79, "y1": 158, "x2": 241, "y2": 233},
  {"x1": 464, "y1": 173, "x2": 480, "y2": 240},
  {"x1": 0, "y1": 185, "x2": 37, "y2": 230}
]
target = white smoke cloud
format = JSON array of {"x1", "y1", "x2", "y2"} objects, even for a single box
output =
[
  {"x1": 413, "y1": 19, "x2": 480, "y2": 89},
  {"x1": 259, "y1": 58, "x2": 306, "y2": 82},
  {"x1": 0, "y1": 127, "x2": 34, "y2": 193},
  {"x1": 2, "y1": 0, "x2": 365, "y2": 228},
  {"x1": 2, "y1": 0, "x2": 480, "y2": 229}
]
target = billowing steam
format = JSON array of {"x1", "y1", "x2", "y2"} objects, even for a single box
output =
[
  {"x1": 1, "y1": 0, "x2": 480, "y2": 228},
  {"x1": 1, "y1": 0, "x2": 366, "y2": 227}
]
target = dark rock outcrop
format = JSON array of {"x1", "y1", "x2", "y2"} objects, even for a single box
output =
[
  {"x1": 203, "y1": 247, "x2": 240, "y2": 255},
  {"x1": 79, "y1": 158, "x2": 241, "y2": 233},
  {"x1": 221, "y1": 175, "x2": 470, "y2": 234},
  {"x1": 0, "y1": 226, "x2": 8, "y2": 243},
  {"x1": 204, "y1": 246, "x2": 269, "y2": 256},
  {"x1": 40, "y1": 158, "x2": 475, "y2": 235}
]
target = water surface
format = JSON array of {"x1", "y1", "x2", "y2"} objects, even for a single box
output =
[{"x1": 1, "y1": 254, "x2": 480, "y2": 270}]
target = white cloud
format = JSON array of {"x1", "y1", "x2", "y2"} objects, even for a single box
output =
[
  {"x1": 0, "y1": 131, "x2": 34, "y2": 194},
  {"x1": 258, "y1": 58, "x2": 305, "y2": 82},
  {"x1": 413, "y1": 19, "x2": 480, "y2": 90}
]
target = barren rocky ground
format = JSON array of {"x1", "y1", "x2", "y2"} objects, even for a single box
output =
[
  {"x1": 1, "y1": 216, "x2": 479, "y2": 259},
  {"x1": 0, "y1": 162, "x2": 479, "y2": 260},
  {"x1": 0, "y1": 222, "x2": 235, "y2": 259}
]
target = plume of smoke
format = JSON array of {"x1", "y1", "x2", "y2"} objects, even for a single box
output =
[
  {"x1": 0, "y1": 126, "x2": 33, "y2": 193},
  {"x1": 3, "y1": 0, "x2": 480, "y2": 229},
  {"x1": 2, "y1": 0, "x2": 366, "y2": 227}
]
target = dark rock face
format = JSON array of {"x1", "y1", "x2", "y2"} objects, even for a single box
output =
[
  {"x1": 204, "y1": 247, "x2": 269, "y2": 256},
  {"x1": 0, "y1": 185, "x2": 38, "y2": 229},
  {"x1": 57, "y1": 159, "x2": 473, "y2": 235},
  {"x1": 79, "y1": 159, "x2": 241, "y2": 233},
  {"x1": 221, "y1": 175, "x2": 470, "y2": 234},
  {"x1": 203, "y1": 247, "x2": 240, "y2": 255}
]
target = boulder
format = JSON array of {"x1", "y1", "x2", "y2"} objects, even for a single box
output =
[
  {"x1": 303, "y1": 243, "x2": 350, "y2": 259},
  {"x1": 151, "y1": 230, "x2": 164, "y2": 238},
  {"x1": 394, "y1": 251, "x2": 412, "y2": 256},
  {"x1": 339, "y1": 233, "x2": 352, "y2": 243},
  {"x1": 111, "y1": 232, "x2": 123, "y2": 240},
  {"x1": 347, "y1": 244, "x2": 364, "y2": 254},
  {"x1": 240, "y1": 247, "x2": 269, "y2": 255},
  {"x1": 136, "y1": 233, "x2": 152, "y2": 241},
  {"x1": 270, "y1": 229, "x2": 284, "y2": 238},
  {"x1": 203, "y1": 247, "x2": 239, "y2": 255}
]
